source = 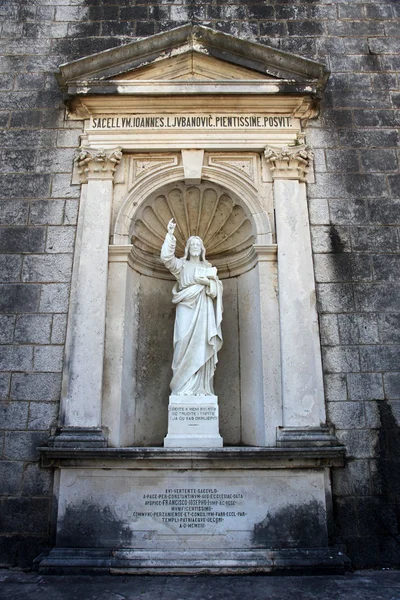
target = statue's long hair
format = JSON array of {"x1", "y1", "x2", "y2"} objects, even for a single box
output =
[{"x1": 183, "y1": 236, "x2": 207, "y2": 262}]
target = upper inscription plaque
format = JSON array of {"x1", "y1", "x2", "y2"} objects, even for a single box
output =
[{"x1": 90, "y1": 114, "x2": 294, "y2": 130}]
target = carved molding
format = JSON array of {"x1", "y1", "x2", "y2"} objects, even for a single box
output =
[
  {"x1": 76, "y1": 147, "x2": 122, "y2": 182},
  {"x1": 208, "y1": 154, "x2": 257, "y2": 184},
  {"x1": 264, "y1": 144, "x2": 314, "y2": 182}
]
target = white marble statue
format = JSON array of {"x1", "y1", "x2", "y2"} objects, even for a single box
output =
[{"x1": 161, "y1": 219, "x2": 223, "y2": 396}]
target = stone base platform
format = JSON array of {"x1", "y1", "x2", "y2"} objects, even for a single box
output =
[{"x1": 38, "y1": 446, "x2": 347, "y2": 575}]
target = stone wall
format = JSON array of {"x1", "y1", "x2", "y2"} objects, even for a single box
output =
[{"x1": 0, "y1": 0, "x2": 399, "y2": 569}]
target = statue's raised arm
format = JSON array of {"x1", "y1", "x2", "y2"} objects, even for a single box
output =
[{"x1": 160, "y1": 219, "x2": 181, "y2": 277}]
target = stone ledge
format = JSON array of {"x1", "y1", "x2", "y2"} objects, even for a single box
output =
[
  {"x1": 39, "y1": 445, "x2": 345, "y2": 469},
  {"x1": 37, "y1": 547, "x2": 349, "y2": 575}
]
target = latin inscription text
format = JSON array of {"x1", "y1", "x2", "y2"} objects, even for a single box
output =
[{"x1": 91, "y1": 115, "x2": 293, "y2": 130}]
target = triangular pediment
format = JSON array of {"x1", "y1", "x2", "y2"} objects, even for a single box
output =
[
  {"x1": 116, "y1": 52, "x2": 273, "y2": 82},
  {"x1": 57, "y1": 24, "x2": 329, "y2": 93}
]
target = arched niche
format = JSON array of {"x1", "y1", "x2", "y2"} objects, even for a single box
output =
[{"x1": 103, "y1": 174, "x2": 280, "y2": 449}]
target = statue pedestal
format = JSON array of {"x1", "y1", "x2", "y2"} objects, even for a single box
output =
[{"x1": 164, "y1": 395, "x2": 223, "y2": 448}]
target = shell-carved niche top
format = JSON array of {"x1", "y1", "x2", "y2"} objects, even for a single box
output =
[{"x1": 131, "y1": 183, "x2": 255, "y2": 272}]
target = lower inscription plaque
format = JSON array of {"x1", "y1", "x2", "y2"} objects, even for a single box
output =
[
  {"x1": 58, "y1": 469, "x2": 327, "y2": 550},
  {"x1": 138, "y1": 487, "x2": 246, "y2": 529}
]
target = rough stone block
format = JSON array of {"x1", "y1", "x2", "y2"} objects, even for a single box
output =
[
  {"x1": 336, "y1": 429, "x2": 378, "y2": 459},
  {"x1": 0, "y1": 224, "x2": 36, "y2": 255},
  {"x1": 0, "y1": 497, "x2": 49, "y2": 534},
  {"x1": 39, "y1": 283, "x2": 70, "y2": 312},
  {"x1": 0, "y1": 374, "x2": 10, "y2": 401},
  {"x1": 351, "y1": 226, "x2": 399, "y2": 253},
  {"x1": 0, "y1": 255, "x2": 22, "y2": 282},
  {"x1": 388, "y1": 174, "x2": 400, "y2": 197},
  {"x1": 56, "y1": 129, "x2": 81, "y2": 148},
  {"x1": 287, "y1": 21, "x2": 325, "y2": 36},
  {"x1": 324, "y1": 374, "x2": 347, "y2": 402},
  {"x1": 360, "y1": 346, "x2": 400, "y2": 372},
  {"x1": 9, "y1": 110, "x2": 42, "y2": 129},
  {"x1": 63, "y1": 200, "x2": 79, "y2": 225},
  {"x1": 22, "y1": 254, "x2": 73, "y2": 283},
  {"x1": 354, "y1": 283, "x2": 400, "y2": 312},
  {"x1": 317, "y1": 283, "x2": 354, "y2": 312},
  {"x1": 28, "y1": 401, "x2": 58, "y2": 430},
  {"x1": 0, "y1": 174, "x2": 50, "y2": 199},
  {"x1": 348, "y1": 373, "x2": 384, "y2": 401},
  {"x1": 15, "y1": 74, "x2": 43, "y2": 91},
  {"x1": 0, "y1": 130, "x2": 57, "y2": 149},
  {"x1": 0, "y1": 346, "x2": 32, "y2": 371},
  {"x1": 0, "y1": 401, "x2": 28, "y2": 430},
  {"x1": 383, "y1": 373, "x2": 400, "y2": 400},
  {"x1": 365, "y1": 401, "x2": 381, "y2": 429},
  {"x1": 353, "y1": 110, "x2": 398, "y2": 128},
  {"x1": 365, "y1": 5, "x2": 393, "y2": 18},
  {"x1": 10, "y1": 372, "x2": 61, "y2": 401},
  {"x1": 372, "y1": 256, "x2": 400, "y2": 282},
  {"x1": 311, "y1": 225, "x2": 351, "y2": 253},
  {"x1": 29, "y1": 200, "x2": 64, "y2": 225},
  {"x1": 325, "y1": 150, "x2": 360, "y2": 173},
  {"x1": 339, "y1": 129, "x2": 399, "y2": 149},
  {"x1": 319, "y1": 314, "x2": 339, "y2": 345},
  {"x1": 321, "y1": 109, "x2": 353, "y2": 129},
  {"x1": 33, "y1": 345, "x2": 63, "y2": 373},
  {"x1": 14, "y1": 314, "x2": 52, "y2": 344},
  {"x1": 312, "y1": 149, "x2": 327, "y2": 173},
  {"x1": 308, "y1": 198, "x2": 329, "y2": 225},
  {"x1": 332, "y1": 497, "x2": 359, "y2": 537},
  {"x1": 314, "y1": 255, "x2": 371, "y2": 283},
  {"x1": 0, "y1": 284, "x2": 40, "y2": 313},
  {"x1": 317, "y1": 37, "x2": 369, "y2": 57},
  {"x1": 36, "y1": 149, "x2": 75, "y2": 174},
  {"x1": 45, "y1": 226, "x2": 75, "y2": 253},
  {"x1": 322, "y1": 346, "x2": 360, "y2": 374},
  {"x1": 4, "y1": 431, "x2": 47, "y2": 461},
  {"x1": 327, "y1": 401, "x2": 365, "y2": 429},
  {"x1": 22, "y1": 463, "x2": 52, "y2": 496},
  {"x1": 332, "y1": 460, "x2": 370, "y2": 497},
  {"x1": 327, "y1": 20, "x2": 384, "y2": 36},
  {"x1": 55, "y1": 5, "x2": 89, "y2": 21},
  {"x1": 0, "y1": 315, "x2": 15, "y2": 343},
  {"x1": 305, "y1": 128, "x2": 337, "y2": 149},
  {"x1": 0, "y1": 200, "x2": 29, "y2": 225},
  {"x1": 0, "y1": 462, "x2": 23, "y2": 495},
  {"x1": 378, "y1": 314, "x2": 400, "y2": 343},
  {"x1": 344, "y1": 174, "x2": 387, "y2": 199},
  {"x1": 51, "y1": 314, "x2": 67, "y2": 344},
  {"x1": 338, "y1": 314, "x2": 379, "y2": 345},
  {"x1": 329, "y1": 199, "x2": 369, "y2": 226},
  {"x1": 51, "y1": 174, "x2": 80, "y2": 199},
  {"x1": 338, "y1": 5, "x2": 363, "y2": 19},
  {"x1": 368, "y1": 38, "x2": 400, "y2": 55},
  {"x1": 369, "y1": 200, "x2": 400, "y2": 225}
]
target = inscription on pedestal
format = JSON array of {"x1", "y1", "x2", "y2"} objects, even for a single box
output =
[
  {"x1": 170, "y1": 406, "x2": 218, "y2": 425},
  {"x1": 58, "y1": 469, "x2": 328, "y2": 550},
  {"x1": 138, "y1": 487, "x2": 246, "y2": 529}
]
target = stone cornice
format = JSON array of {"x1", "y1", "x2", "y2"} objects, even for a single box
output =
[
  {"x1": 76, "y1": 147, "x2": 122, "y2": 182},
  {"x1": 57, "y1": 24, "x2": 330, "y2": 92},
  {"x1": 264, "y1": 144, "x2": 314, "y2": 182},
  {"x1": 39, "y1": 445, "x2": 345, "y2": 469}
]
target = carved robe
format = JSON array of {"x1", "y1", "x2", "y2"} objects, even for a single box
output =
[{"x1": 161, "y1": 232, "x2": 223, "y2": 396}]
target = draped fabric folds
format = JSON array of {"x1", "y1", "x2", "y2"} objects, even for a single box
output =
[{"x1": 161, "y1": 233, "x2": 223, "y2": 396}]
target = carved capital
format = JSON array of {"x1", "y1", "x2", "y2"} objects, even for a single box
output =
[
  {"x1": 264, "y1": 144, "x2": 314, "y2": 182},
  {"x1": 75, "y1": 147, "x2": 122, "y2": 182}
]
